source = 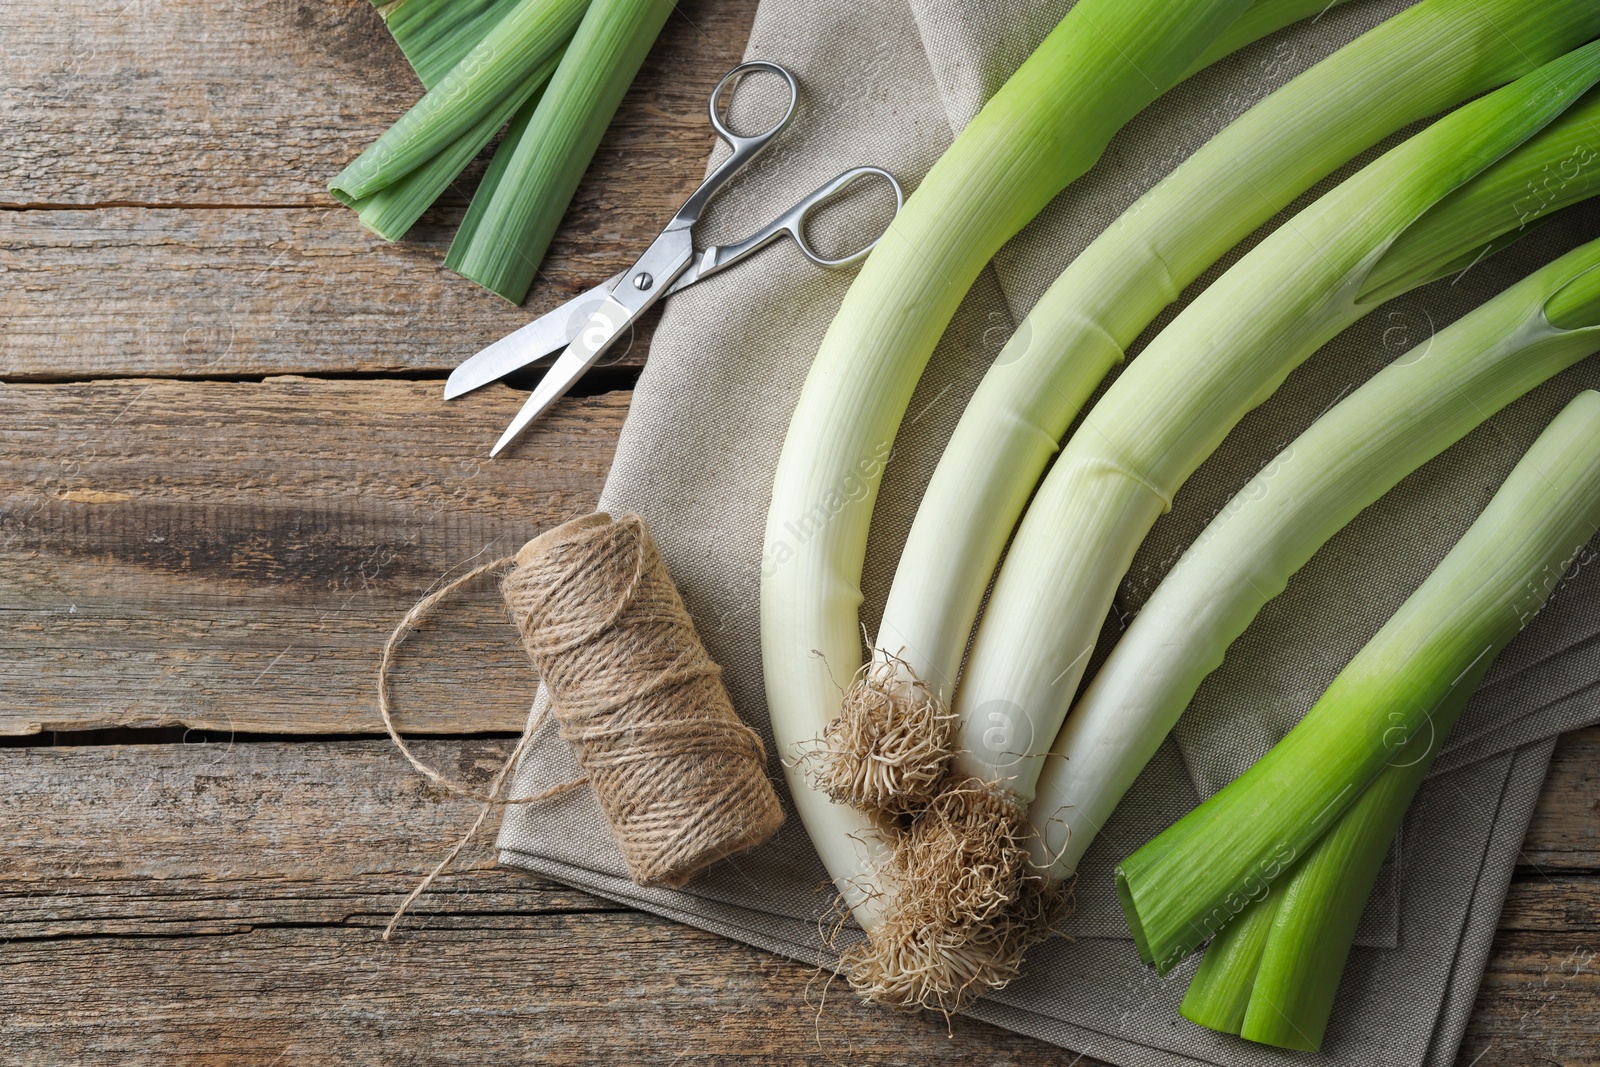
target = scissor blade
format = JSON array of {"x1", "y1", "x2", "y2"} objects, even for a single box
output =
[
  {"x1": 490, "y1": 295, "x2": 632, "y2": 457},
  {"x1": 443, "y1": 274, "x2": 623, "y2": 400}
]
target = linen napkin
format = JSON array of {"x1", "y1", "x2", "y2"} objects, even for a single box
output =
[{"x1": 498, "y1": 1, "x2": 1600, "y2": 1062}]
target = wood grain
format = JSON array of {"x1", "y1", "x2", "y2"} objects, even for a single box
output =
[
  {"x1": 1, "y1": 736, "x2": 1595, "y2": 1065},
  {"x1": 0, "y1": 377, "x2": 625, "y2": 736},
  {"x1": 0, "y1": 739, "x2": 1092, "y2": 1065},
  {"x1": 1, "y1": 0, "x2": 758, "y2": 379},
  {"x1": 4, "y1": 0, "x2": 754, "y2": 205}
]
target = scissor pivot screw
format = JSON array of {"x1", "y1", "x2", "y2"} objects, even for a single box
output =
[{"x1": 633, "y1": 272, "x2": 654, "y2": 291}]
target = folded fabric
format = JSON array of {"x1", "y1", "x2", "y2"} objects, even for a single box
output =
[{"x1": 498, "y1": 0, "x2": 1600, "y2": 1062}]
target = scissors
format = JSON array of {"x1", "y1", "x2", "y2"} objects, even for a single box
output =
[{"x1": 444, "y1": 60, "x2": 904, "y2": 456}]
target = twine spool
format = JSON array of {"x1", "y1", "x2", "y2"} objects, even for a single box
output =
[{"x1": 502, "y1": 512, "x2": 784, "y2": 888}]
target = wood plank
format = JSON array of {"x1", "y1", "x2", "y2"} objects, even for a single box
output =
[
  {"x1": 0, "y1": 739, "x2": 1089, "y2": 1065},
  {"x1": 2, "y1": 0, "x2": 759, "y2": 379},
  {"x1": 3, "y1": 0, "x2": 755, "y2": 206},
  {"x1": 1, "y1": 917, "x2": 1104, "y2": 1065},
  {"x1": 0, "y1": 377, "x2": 625, "y2": 735},
  {"x1": 2, "y1": 738, "x2": 1595, "y2": 1064},
  {"x1": 0, "y1": 740, "x2": 610, "y2": 939},
  {"x1": 1523, "y1": 726, "x2": 1600, "y2": 870},
  {"x1": 1, "y1": 206, "x2": 658, "y2": 378},
  {"x1": 1458, "y1": 929, "x2": 1600, "y2": 1067}
]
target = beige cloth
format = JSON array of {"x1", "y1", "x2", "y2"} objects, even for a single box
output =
[{"x1": 499, "y1": 1, "x2": 1600, "y2": 1062}]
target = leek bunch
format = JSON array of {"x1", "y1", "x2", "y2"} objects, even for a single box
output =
[
  {"x1": 951, "y1": 44, "x2": 1600, "y2": 821},
  {"x1": 331, "y1": 0, "x2": 674, "y2": 303},
  {"x1": 768, "y1": 13, "x2": 1600, "y2": 1008}
]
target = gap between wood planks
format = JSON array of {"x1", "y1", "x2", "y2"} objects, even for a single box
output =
[
  {"x1": 1, "y1": 202, "x2": 329, "y2": 211},
  {"x1": 0, "y1": 726, "x2": 524, "y2": 747},
  {"x1": 1, "y1": 366, "x2": 646, "y2": 394}
]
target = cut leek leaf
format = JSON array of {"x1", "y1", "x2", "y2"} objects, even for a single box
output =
[
  {"x1": 444, "y1": 0, "x2": 676, "y2": 303},
  {"x1": 335, "y1": 54, "x2": 561, "y2": 241},
  {"x1": 446, "y1": 77, "x2": 544, "y2": 256},
  {"x1": 375, "y1": 0, "x2": 532, "y2": 89},
  {"x1": 331, "y1": 0, "x2": 588, "y2": 204},
  {"x1": 1118, "y1": 385, "x2": 1600, "y2": 974}
]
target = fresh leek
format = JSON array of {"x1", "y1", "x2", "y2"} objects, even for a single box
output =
[
  {"x1": 850, "y1": 0, "x2": 1600, "y2": 821},
  {"x1": 1031, "y1": 189, "x2": 1600, "y2": 886},
  {"x1": 445, "y1": 0, "x2": 676, "y2": 303},
  {"x1": 759, "y1": 0, "x2": 1265, "y2": 1008},
  {"x1": 1119, "y1": 389, "x2": 1600, "y2": 980}
]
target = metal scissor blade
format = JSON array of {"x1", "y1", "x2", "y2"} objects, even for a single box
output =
[
  {"x1": 444, "y1": 273, "x2": 624, "y2": 400},
  {"x1": 490, "y1": 226, "x2": 693, "y2": 456},
  {"x1": 490, "y1": 294, "x2": 632, "y2": 457}
]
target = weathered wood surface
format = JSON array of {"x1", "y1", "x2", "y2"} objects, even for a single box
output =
[
  {"x1": 3, "y1": 735, "x2": 1596, "y2": 1065},
  {"x1": 5, "y1": 0, "x2": 1599, "y2": 1059},
  {"x1": 0, "y1": 377, "x2": 626, "y2": 736},
  {"x1": 1, "y1": 0, "x2": 754, "y2": 378}
]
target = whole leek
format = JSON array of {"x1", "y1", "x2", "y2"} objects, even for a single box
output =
[{"x1": 1120, "y1": 388, "x2": 1600, "y2": 977}]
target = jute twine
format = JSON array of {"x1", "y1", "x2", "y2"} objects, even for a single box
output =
[
  {"x1": 502, "y1": 512, "x2": 784, "y2": 888},
  {"x1": 376, "y1": 512, "x2": 783, "y2": 938}
]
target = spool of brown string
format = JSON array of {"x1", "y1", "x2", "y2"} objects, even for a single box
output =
[{"x1": 501, "y1": 512, "x2": 784, "y2": 888}]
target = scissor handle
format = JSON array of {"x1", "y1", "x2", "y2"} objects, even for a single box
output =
[
  {"x1": 689, "y1": 166, "x2": 904, "y2": 281},
  {"x1": 669, "y1": 61, "x2": 800, "y2": 232},
  {"x1": 707, "y1": 60, "x2": 798, "y2": 149},
  {"x1": 782, "y1": 165, "x2": 903, "y2": 267}
]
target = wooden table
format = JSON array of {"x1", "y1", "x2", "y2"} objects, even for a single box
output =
[{"x1": 3, "y1": 0, "x2": 1596, "y2": 1061}]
